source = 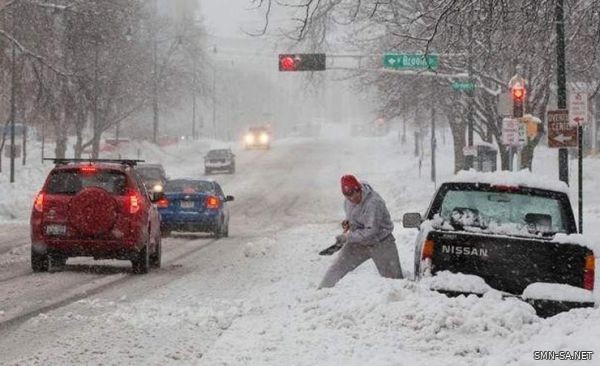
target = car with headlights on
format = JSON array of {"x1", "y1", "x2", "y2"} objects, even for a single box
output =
[
  {"x1": 31, "y1": 159, "x2": 163, "y2": 274},
  {"x1": 157, "y1": 179, "x2": 234, "y2": 238},
  {"x1": 243, "y1": 127, "x2": 271, "y2": 149},
  {"x1": 204, "y1": 148, "x2": 235, "y2": 174},
  {"x1": 135, "y1": 163, "x2": 167, "y2": 193}
]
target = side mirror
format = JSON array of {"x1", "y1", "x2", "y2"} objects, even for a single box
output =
[
  {"x1": 225, "y1": 195, "x2": 234, "y2": 202},
  {"x1": 150, "y1": 191, "x2": 164, "y2": 203},
  {"x1": 402, "y1": 213, "x2": 422, "y2": 228}
]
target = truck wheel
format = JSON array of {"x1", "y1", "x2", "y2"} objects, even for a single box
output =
[{"x1": 132, "y1": 245, "x2": 150, "y2": 274}]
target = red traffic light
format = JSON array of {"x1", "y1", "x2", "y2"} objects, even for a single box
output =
[
  {"x1": 280, "y1": 56, "x2": 297, "y2": 71},
  {"x1": 511, "y1": 83, "x2": 525, "y2": 101},
  {"x1": 278, "y1": 53, "x2": 326, "y2": 71}
]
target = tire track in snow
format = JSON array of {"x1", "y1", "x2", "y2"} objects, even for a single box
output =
[{"x1": 0, "y1": 237, "x2": 222, "y2": 333}]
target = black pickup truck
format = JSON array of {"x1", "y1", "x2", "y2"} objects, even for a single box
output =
[{"x1": 403, "y1": 177, "x2": 596, "y2": 317}]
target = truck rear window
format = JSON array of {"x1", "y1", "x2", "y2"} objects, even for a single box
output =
[
  {"x1": 46, "y1": 170, "x2": 128, "y2": 195},
  {"x1": 438, "y1": 189, "x2": 568, "y2": 234}
]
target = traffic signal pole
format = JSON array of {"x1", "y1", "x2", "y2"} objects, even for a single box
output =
[{"x1": 555, "y1": 0, "x2": 569, "y2": 186}]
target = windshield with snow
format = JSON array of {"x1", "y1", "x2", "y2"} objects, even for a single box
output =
[{"x1": 436, "y1": 189, "x2": 569, "y2": 236}]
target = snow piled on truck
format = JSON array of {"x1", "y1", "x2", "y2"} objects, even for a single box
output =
[{"x1": 451, "y1": 169, "x2": 570, "y2": 194}]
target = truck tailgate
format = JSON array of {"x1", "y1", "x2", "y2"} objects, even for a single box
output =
[{"x1": 428, "y1": 230, "x2": 592, "y2": 295}]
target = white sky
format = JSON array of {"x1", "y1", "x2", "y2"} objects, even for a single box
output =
[{"x1": 199, "y1": 0, "x2": 271, "y2": 38}]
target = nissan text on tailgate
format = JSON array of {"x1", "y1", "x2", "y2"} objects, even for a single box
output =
[{"x1": 403, "y1": 171, "x2": 596, "y2": 317}]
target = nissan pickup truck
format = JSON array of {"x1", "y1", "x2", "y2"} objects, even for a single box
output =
[{"x1": 403, "y1": 171, "x2": 596, "y2": 317}]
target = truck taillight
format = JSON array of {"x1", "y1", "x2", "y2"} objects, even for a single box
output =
[
  {"x1": 206, "y1": 195, "x2": 220, "y2": 209},
  {"x1": 422, "y1": 240, "x2": 435, "y2": 260},
  {"x1": 34, "y1": 192, "x2": 44, "y2": 213},
  {"x1": 584, "y1": 254, "x2": 595, "y2": 291}
]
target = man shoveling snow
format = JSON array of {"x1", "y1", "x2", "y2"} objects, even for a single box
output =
[{"x1": 319, "y1": 174, "x2": 403, "y2": 288}]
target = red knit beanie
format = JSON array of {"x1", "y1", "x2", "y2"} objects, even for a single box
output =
[{"x1": 341, "y1": 175, "x2": 361, "y2": 195}]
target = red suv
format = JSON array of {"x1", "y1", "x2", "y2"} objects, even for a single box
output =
[{"x1": 30, "y1": 159, "x2": 162, "y2": 274}]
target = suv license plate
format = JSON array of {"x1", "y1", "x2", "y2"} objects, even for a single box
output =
[
  {"x1": 180, "y1": 201, "x2": 194, "y2": 208},
  {"x1": 46, "y1": 224, "x2": 66, "y2": 235}
]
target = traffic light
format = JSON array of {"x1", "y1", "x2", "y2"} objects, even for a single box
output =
[
  {"x1": 511, "y1": 82, "x2": 526, "y2": 117},
  {"x1": 278, "y1": 53, "x2": 326, "y2": 71}
]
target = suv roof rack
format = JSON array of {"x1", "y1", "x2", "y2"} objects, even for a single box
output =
[{"x1": 44, "y1": 158, "x2": 145, "y2": 167}]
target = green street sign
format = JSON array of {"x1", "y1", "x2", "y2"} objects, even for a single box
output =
[
  {"x1": 383, "y1": 53, "x2": 439, "y2": 70},
  {"x1": 451, "y1": 81, "x2": 475, "y2": 91}
]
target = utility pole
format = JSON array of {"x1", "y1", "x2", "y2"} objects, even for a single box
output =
[
  {"x1": 465, "y1": 22, "x2": 475, "y2": 170},
  {"x1": 212, "y1": 68, "x2": 217, "y2": 139},
  {"x1": 10, "y1": 14, "x2": 17, "y2": 183},
  {"x1": 555, "y1": 0, "x2": 569, "y2": 185},
  {"x1": 192, "y1": 53, "x2": 197, "y2": 139},
  {"x1": 212, "y1": 45, "x2": 217, "y2": 139},
  {"x1": 430, "y1": 79, "x2": 437, "y2": 186},
  {"x1": 152, "y1": 0, "x2": 159, "y2": 144}
]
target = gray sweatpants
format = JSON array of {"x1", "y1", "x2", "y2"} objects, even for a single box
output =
[{"x1": 319, "y1": 236, "x2": 403, "y2": 288}]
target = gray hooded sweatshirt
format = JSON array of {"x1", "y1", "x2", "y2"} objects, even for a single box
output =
[{"x1": 344, "y1": 183, "x2": 394, "y2": 245}]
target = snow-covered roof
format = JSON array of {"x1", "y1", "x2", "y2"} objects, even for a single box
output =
[{"x1": 450, "y1": 170, "x2": 569, "y2": 194}]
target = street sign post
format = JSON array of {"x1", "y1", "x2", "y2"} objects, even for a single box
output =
[
  {"x1": 547, "y1": 110, "x2": 577, "y2": 148},
  {"x1": 383, "y1": 53, "x2": 439, "y2": 70},
  {"x1": 569, "y1": 91, "x2": 588, "y2": 126}
]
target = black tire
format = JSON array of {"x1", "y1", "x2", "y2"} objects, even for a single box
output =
[
  {"x1": 150, "y1": 236, "x2": 161, "y2": 268},
  {"x1": 222, "y1": 223, "x2": 229, "y2": 238},
  {"x1": 31, "y1": 247, "x2": 49, "y2": 272},
  {"x1": 213, "y1": 220, "x2": 223, "y2": 238},
  {"x1": 49, "y1": 254, "x2": 67, "y2": 270},
  {"x1": 131, "y1": 245, "x2": 150, "y2": 274}
]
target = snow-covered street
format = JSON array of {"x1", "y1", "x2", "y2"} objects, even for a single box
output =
[{"x1": 0, "y1": 131, "x2": 598, "y2": 365}]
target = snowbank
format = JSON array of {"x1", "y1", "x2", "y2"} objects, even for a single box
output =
[{"x1": 522, "y1": 283, "x2": 595, "y2": 303}]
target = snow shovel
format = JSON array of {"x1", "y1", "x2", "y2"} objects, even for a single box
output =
[{"x1": 319, "y1": 242, "x2": 343, "y2": 256}]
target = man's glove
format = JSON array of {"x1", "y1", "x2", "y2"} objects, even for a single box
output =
[
  {"x1": 335, "y1": 233, "x2": 348, "y2": 244},
  {"x1": 341, "y1": 220, "x2": 350, "y2": 232}
]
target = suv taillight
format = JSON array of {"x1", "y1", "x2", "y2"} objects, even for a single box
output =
[
  {"x1": 206, "y1": 195, "x2": 220, "y2": 209},
  {"x1": 129, "y1": 192, "x2": 140, "y2": 214},
  {"x1": 584, "y1": 253, "x2": 595, "y2": 291},
  {"x1": 34, "y1": 192, "x2": 44, "y2": 213}
]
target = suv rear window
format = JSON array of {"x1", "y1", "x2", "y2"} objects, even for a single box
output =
[{"x1": 46, "y1": 170, "x2": 128, "y2": 195}]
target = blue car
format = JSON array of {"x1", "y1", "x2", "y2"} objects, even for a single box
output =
[{"x1": 158, "y1": 179, "x2": 234, "y2": 237}]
